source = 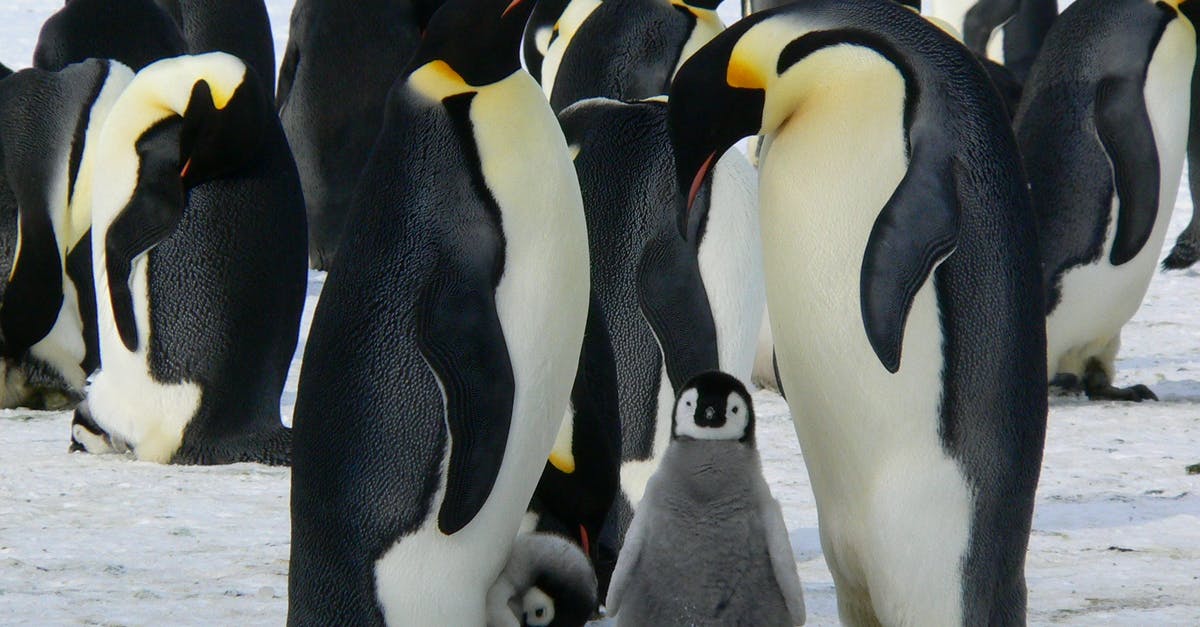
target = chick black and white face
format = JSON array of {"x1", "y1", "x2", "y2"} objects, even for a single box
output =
[
  {"x1": 521, "y1": 586, "x2": 554, "y2": 626},
  {"x1": 672, "y1": 371, "x2": 755, "y2": 442}
]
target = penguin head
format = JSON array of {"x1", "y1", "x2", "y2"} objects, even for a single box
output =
[
  {"x1": 405, "y1": 0, "x2": 537, "y2": 88},
  {"x1": 492, "y1": 532, "x2": 598, "y2": 627},
  {"x1": 672, "y1": 371, "x2": 755, "y2": 444},
  {"x1": 668, "y1": 1, "x2": 921, "y2": 209}
]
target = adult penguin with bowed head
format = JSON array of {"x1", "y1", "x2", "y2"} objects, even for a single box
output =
[
  {"x1": 0, "y1": 59, "x2": 133, "y2": 410},
  {"x1": 1017, "y1": 0, "x2": 1199, "y2": 401},
  {"x1": 287, "y1": 0, "x2": 590, "y2": 623},
  {"x1": 668, "y1": 2, "x2": 1047, "y2": 624},
  {"x1": 277, "y1": 0, "x2": 445, "y2": 270},
  {"x1": 555, "y1": 97, "x2": 722, "y2": 557},
  {"x1": 69, "y1": 52, "x2": 306, "y2": 465},
  {"x1": 526, "y1": 292, "x2": 621, "y2": 604},
  {"x1": 34, "y1": 0, "x2": 185, "y2": 72},
  {"x1": 538, "y1": 0, "x2": 725, "y2": 113},
  {"x1": 172, "y1": 0, "x2": 277, "y2": 101}
]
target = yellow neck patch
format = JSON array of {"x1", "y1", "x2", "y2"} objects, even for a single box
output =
[
  {"x1": 549, "y1": 450, "x2": 576, "y2": 474},
  {"x1": 409, "y1": 60, "x2": 473, "y2": 100},
  {"x1": 727, "y1": 49, "x2": 767, "y2": 90}
]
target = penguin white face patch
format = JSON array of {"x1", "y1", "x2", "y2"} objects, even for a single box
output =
[
  {"x1": 522, "y1": 587, "x2": 554, "y2": 626},
  {"x1": 673, "y1": 389, "x2": 749, "y2": 441}
]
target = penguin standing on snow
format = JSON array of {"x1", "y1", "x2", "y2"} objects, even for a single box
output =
[
  {"x1": 277, "y1": 0, "x2": 444, "y2": 270},
  {"x1": 1017, "y1": 0, "x2": 1198, "y2": 401},
  {"x1": 668, "y1": 2, "x2": 1047, "y2": 624},
  {"x1": 556, "y1": 98, "x2": 720, "y2": 546},
  {"x1": 1163, "y1": 19, "x2": 1200, "y2": 271},
  {"x1": 606, "y1": 372, "x2": 805, "y2": 627},
  {"x1": 287, "y1": 0, "x2": 590, "y2": 623},
  {"x1": 538, "y1": 0, "x2": 725, "y2": 113},
  {"x1": 0, "y1": 59, "x2": 132, "y2": 410},
  {"x1": 70, "y1": 53, "x2": 306, "y2": 465}
]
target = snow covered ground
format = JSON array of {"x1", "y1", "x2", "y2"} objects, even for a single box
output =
[{"x1": 1, "y1": 1, "x2": 1198, "y2": 625}]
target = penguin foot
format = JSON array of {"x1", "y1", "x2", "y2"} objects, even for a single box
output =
[
  {"x1": 1081, "y1": 361, "x2": 1157, "y2": 402},
  {"x1": 1162, "y1": 240, "x2": 1200, "y2": 271},
  {"x1": 1186, "y1": 463, "x2": 1200, "y2": 475},
  {"x1": 1049, "y1": 373, "x2": 1083, "y2": 396}
]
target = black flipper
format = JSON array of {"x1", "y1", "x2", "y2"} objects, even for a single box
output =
[
  {"x1": 860, "y1": 144, "x2": 959, "y2": 374},
  {"x1": 636, "y1": 234, "x2": 720, "y2": 390},
  {"x1": 1, "y1": 207, "x2": 62, "y2": 357},
  {"x1": 104, "y1": 120, "x2": 186, "y2": 352},
  {"x1": 962, "y1": 0, "x2": 1021, "y2": 55},
  {"x1": 1094, "y1": 76, "x2": 1160, "y2": 267},
  {"x1": 416, "y1": 244, "x2": 515, "y2": 536}
]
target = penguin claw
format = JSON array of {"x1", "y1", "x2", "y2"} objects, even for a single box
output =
[
  {"x1": 1049, "y1": 373, "x2": 1083, "y2": 396},
  {"x1": 1084, "y1": 383, "x2": 1158, "y2": 403}
]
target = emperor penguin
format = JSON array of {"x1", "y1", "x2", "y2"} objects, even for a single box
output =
[
  {"x1": 556, "y1": 98, "x2": 721, "y2": 550},
  {"x1": 668, "y1": 2, "x2": 1048, "y2": 624},
  {"x1": 277, "y1": 0, "x2": 444, "y2": 270},
  {"x1": 606, "y1": 371, "x2": 806, "y2": 627},
  {"x1": 538, "y1": 0, "x2": 726, "y2": 113},
  {"x1": 34, "y1": 0, "x2": 185, "y2": 72},
  {"x1": 0, "y1": 60, "x2": 133, "y2": 409},
  {"x1": 1163, "y1": 40, "x2": 1200, "y2": 271},
  {"x1": 527, "y1": 292, "x2": 621, "y2": 601},
  {"x1": 1016, "y1": 0, "x2": 1199, "y2": 402},
  {"x1": 487, "y1": 532, "x2": 598, "y2": 627},
  {"x1": 70, "y1": 52, "x2": 306, "y2": 465},
  {"x1": 173, "y1": 0, "x2": 276, "y2": 101},
  {"x1": 287, "y1": 0, "x2": 590, "y2": 623}
]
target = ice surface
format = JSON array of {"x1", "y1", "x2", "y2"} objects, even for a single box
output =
[{"x1": 0, "y1": 1, "x2": 1198, "y2": 625}]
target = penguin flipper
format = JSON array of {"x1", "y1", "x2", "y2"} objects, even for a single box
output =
[
  {"x1": 636, "y1": 234, "x2": 720, "y2": 390},
  {"x1": 1, "y1": 208, "x2": 63, "y2": 356},
  {"x1": 1094, "y1": 75, "x2": 1160, "y2": 267},
  {"x1": 760, "y1": 490, "x2": 805, "y2": 625},
  {"x1": 416, "y1": 248, "x2": 515, "y2": 536},
  {"x1": 860, "y1": 144, "x2": 958, "y2": 374},
  {"x1": 962, "y1": 0, "x2": 1020, "y2": 53},
  {"x1": 103, "y1": 121, "x2": 187, "y2": 352}
]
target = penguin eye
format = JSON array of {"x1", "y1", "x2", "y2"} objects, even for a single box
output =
[
  {"x1": 535, "y1": 608, "x2": 545, "y2": 618},
  {"x1": 731, "y1": 406, "x2": 738, "y2": 414}
]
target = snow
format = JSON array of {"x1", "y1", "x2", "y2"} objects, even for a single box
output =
[{"x1": 0, "y1": 1, "x2": 1198, "y2": 625}]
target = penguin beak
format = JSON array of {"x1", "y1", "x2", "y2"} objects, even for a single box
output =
[
  {"x1": 178, "y1": 70, "x2": 268, "y2": 189},
  {"x1": 502, "y1": 0, "x2": 526, "y2": 18},
  {"x1": 668, "y1": 21, "x2": 766, "y2": 223}
]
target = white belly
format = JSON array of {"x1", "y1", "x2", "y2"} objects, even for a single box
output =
[
  {"x1": 374, "y1": 71, "x2": 590, "y2": 625},
  {"x1": 699, "y1": 147, "x2": 765, "y2": 384},
  {"x1": 759, "y1": 49, "x2": 972, "y2": 624},
  {"x1": 617, "y1": 364, "x2": 675, "y2": 508},
  {"x1": 1046, "y1": 18, "x2": 1195, "y2": 377}
]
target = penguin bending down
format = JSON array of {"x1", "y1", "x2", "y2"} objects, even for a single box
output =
[
  {"x1": 557, "y1": 98, "x2": 724, "y2": 546},
  {"x1": 527, "y1": 292, "x2": 621, "y2": 602},
  {"x1": 287, "y1": 0, "x2": 589, "y2": 623},
  {"x1": 277, "y1": 0, "x2": 444, "y2": 270},
  {"x1": 669, "y1": 2, "x2": 1047, "y2": 624},
  {"x1": 606, "y1": 371, "x2": 805, "y2": 627},
  {"x1": 487, "y1": 532, "x2": 598, "y2": 627},
  {"x1": 34, "y1": 0, "x2": 185, "y2": 72},
  {"x1": 1016, "y1": 0, "x2": 1198, "y2": 401},
  {"x1": 174, "y1": 0, "x2": 277, "y2": 101},
  {"x1": 0, "y1": 59, "x2": 133, "y2": 410},
  {"x1": 538, "y1": 0, "x2": 725, "y2": 113},
  {"x1": 71, "y1": 52, "x2": 306, "y2": 465}
]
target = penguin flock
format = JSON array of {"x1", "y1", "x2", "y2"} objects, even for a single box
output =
[{"x1": 0, "y1": 0, "x2": 1197, "y2": 624}]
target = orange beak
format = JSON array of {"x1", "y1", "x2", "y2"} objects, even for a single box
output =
[
  {"x1": 687, "y1": 151, "x2": 716, "y2": 211},
  {"x1": 502, "y1": 0, "x2": 524, "y2": 18},
  {"x1": 180, "y1": 157, "x2": 193, "y2": 180}
]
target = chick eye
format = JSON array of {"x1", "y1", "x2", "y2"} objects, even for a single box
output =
[
  {"x1": 685, "y1": 401, "x2": 693, "y2": 407},
  {"x1": 535, "y1": 608, "x2": 545, "y2": 618},
  {"x1": 731, "y1": 406, "x2": 739, "y2": 414}
]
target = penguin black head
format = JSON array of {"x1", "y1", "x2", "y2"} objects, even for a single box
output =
[
  {"x1": 407, "y1": 0, "x2": 538, "y2": 86},
  {"x1": 677, "y1": 0, "x2": 725, "y2": 12},
  {"x1": 177, "y1": 67, "x2": 268, "y2": 189},
  {"x1": 672, "y1": 371, "x2": 755, "y2": 444},
  {"x1": 491, "y1": 533, "x2": 598, "y2": 627}
]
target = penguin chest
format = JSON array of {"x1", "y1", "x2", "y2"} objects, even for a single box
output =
[
  {"x1": 757, "y1": 56, "x2": 972, "y2": 607},
  {"x1": 1046, "y1": 19, "x2": 1196, "y2": 371}
]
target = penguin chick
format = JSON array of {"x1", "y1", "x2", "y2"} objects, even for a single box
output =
[
  {"x1": 488, "y1": 532, "x2": 598, "y2": 627},
  {"x1": 606, "y1": 371, "x2": 805, "y2": 626}
]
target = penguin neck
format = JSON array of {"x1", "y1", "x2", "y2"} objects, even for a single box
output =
[{"x1": 664, "y1": 439, "x2": 758, "y2": 501}]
